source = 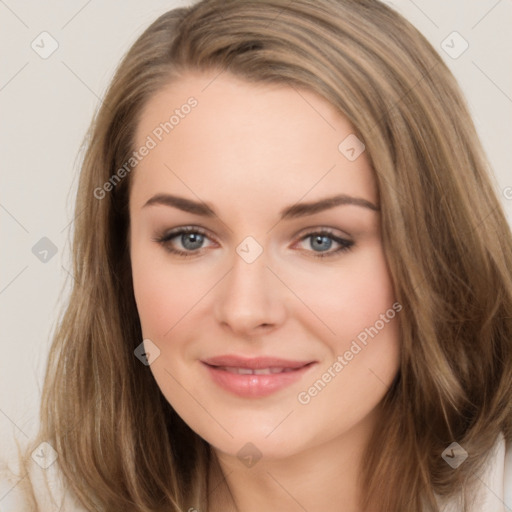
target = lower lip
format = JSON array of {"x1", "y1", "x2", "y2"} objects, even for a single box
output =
[{"x1": 202, "y1": 362, "x2": 316, "y2": 398}]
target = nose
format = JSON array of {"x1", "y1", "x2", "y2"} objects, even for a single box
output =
[{"x1": 213, "y1": 246, "x2": 287, "y2": 338}]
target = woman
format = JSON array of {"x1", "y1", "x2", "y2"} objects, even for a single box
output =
[{"x1": 1, "y1": 0, "x2": 511, "y2": 510}]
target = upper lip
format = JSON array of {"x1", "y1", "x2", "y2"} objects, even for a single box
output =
[{"x1": 202, "y1": 355, "x2": 315, "y2": 370}]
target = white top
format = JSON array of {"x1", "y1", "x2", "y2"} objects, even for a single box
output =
[{"x1": 1, "y1": 433, "x2": 511, "y2": 511}]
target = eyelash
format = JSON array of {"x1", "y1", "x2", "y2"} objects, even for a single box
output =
[{"x1": 152, "y1": 226, "x2": 354, "y2": 259}]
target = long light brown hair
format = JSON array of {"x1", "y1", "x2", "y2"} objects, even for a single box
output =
[{"x1": 23, "y1": 0, "x2": 512, "y2": 510}]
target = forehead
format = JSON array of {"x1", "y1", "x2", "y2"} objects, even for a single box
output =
[
  {"x1": 135, "y1": 70, "x2": 352, "y2": 150},
  {"x1": 130, "y1": 71, "x2": 377, "y2": 210}
]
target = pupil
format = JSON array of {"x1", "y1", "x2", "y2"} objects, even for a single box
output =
[
  {"x1": 183, "y1": 233, "x2": 203, "y2": 250},
  {"x1": 312, "y1": 235, "x2": 331, "y2": 251}
]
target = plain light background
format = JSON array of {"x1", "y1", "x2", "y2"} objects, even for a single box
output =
[{"x1": 1, "y1": 0, "x2": 511, "y2": 460}]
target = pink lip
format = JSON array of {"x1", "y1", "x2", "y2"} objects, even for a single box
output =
[{"x1": 201, "y1": 355, "x2": 317, "y2": 398}]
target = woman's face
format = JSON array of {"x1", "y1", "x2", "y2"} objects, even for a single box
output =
[{"x1": 129, "y1": 71, "x2": 401, "y2": 461}]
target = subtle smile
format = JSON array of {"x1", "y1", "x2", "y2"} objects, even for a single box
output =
[{"x1": 201, "y1": 355, "x2": 317, "y2": 398}]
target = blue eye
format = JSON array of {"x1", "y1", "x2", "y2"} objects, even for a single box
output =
[
  {"x1": 297, "y1": 230, "x2": 354, "y2": 258},
  {"x1": 153, "y1": 227, "x2": 354, "y2": 259},
  {"x1": 178, "y1": 232, "x2": 205, "y2": 251},
  {"x1": 153, "y1": 226, "x2": 212, "y2": 257}
]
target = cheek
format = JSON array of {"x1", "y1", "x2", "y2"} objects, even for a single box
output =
[
  {"x1": 290, "y1": 243, "x2": 401, "y2": 412},
  {"x1": 292, "y1": 250, "x2": 400, "y2": 445},
  {"x1": 286, "y1": 243, "x2": 398, "y2": 351},
  {"x1": 132, "y1": 270, "x2": 175, "y2": 337},
  {"x1": 130, "y1": 242, "x2": 209, "y2": 339}
]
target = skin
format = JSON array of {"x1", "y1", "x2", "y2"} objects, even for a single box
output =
[{"x1": 129, "y1": 70, "x2": 401, "y2": 512}]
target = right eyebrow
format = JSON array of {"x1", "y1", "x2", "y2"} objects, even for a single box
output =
[{"x1": 142, "y1": 193, "x2": 216, "y2": 216}]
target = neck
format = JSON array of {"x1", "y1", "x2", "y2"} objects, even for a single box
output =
[{"x1": 207, "y1": 407, "x2": 379, "y2": 512}]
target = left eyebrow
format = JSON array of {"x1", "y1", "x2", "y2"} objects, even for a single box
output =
[
  {"x1": 141, "y1": 193, "x2": 379, "y2": 219},
  {"x1": 279, "y1": 194, "x2": 379, "y2": 220}
]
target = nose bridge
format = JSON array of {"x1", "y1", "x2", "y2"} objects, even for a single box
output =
[{"x1": 214, "y1": 238, "x2": 285, "y2": 334}]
